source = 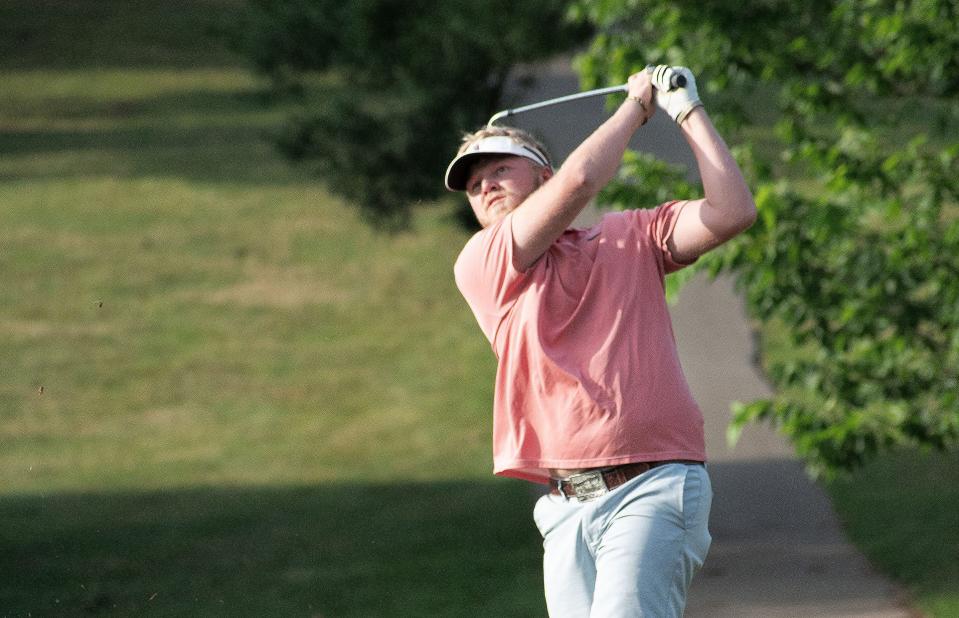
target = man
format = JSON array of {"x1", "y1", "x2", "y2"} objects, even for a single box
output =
[{"x1": 446, "y1": 66, "x2": 756, "y2": 617}]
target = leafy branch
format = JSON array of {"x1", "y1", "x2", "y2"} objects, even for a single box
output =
[{"x1": 572, "y1": 0, "x2": 959, "y2": 477}]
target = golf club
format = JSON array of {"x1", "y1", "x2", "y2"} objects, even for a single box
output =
[{"x1": 488, "y1": 66, "x2": 686, "y2": 127}]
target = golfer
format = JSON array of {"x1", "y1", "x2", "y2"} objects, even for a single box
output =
[{"x1": 446, "y1": 65, "x2": 756, "y2": 617}]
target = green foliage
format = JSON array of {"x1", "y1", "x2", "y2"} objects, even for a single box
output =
[
  {"x1": 227, "y1": 0, "x2": 589, "y2": 228},
  {"x1": 572, "y1": 0, "x2": 959, "y2": 476},
  {"x1": 598, "y1": 150, "x2": 696, "y2": 209}
]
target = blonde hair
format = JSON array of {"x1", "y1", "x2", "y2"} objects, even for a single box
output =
[{"x1": 457, "y1": 125, "x2": 554, "y2": 169}]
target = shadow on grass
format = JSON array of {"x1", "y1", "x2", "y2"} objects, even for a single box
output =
[
  {"x1": 0, "y1": 480, "x2": 546, "y2": 617},
  {"x1": 0, "y1": 0, "x2": 242, "y2": 71},
  {"x1": 0, "y1": 88, "x2": 305, "y2": 186}
]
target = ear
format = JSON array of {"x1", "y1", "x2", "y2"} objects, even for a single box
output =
[{"x1": 538, "y1": 166, "x2": 554, "y2": 184}]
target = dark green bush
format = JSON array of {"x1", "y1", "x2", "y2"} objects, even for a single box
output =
[{"x1": 229, "y1": 0, "x2": 589, "y2": 227}]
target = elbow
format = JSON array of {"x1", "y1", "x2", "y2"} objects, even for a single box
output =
[
  {"x1": 706, "y1": 194, "x2": 757, "y2": 240},
  {"x1": 725, "y1": 185, "x2": 758, "y2": 234},
  {"x1": 558, "y1": 160, "x2": 602, "y2": 201},
  {"x1": 726, "y1": 201, "x2": 757, "y2": 239},
  {"x1": 739, "y1": 197, "x2": 758, "y2": 232}
]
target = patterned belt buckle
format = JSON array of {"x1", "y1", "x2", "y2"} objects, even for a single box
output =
[{"x1": 567, "y1": 469, "x2": 608, "y2": 502}]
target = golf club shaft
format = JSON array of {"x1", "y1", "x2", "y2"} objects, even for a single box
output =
[
  {"x1": 488, "y1": 84, "x2": 627, "y2": 126},
  {"x1": 488, "y1": 67, "x2": 686, "y2": 127}
]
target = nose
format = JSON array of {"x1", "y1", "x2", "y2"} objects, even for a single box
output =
[{"x1": 482, "y1": 176, "x2": 499, "y2": 194}]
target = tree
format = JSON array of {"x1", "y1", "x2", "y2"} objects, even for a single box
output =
[
  {"x1": 570, "y1": 0, "x2": 959, "y2": 476},
  {"x1": 228, "y1": 0, "x2": 588, "y2": 228}
]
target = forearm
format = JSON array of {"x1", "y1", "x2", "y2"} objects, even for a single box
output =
[
  {"x1": 511, "y1": 98, "x2": 648, "y2": 270},
  {"x1": 561, "y1": 98, "x2": 647, "y2": 200},
  {"x1": 681, "y1": 108, "x2": 756, "y2": 229}
]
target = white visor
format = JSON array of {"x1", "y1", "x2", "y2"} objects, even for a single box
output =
[{"x1": 444, "y1": 136, "x2": 550, "y2": 191}]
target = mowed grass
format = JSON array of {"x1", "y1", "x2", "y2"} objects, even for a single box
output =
[
  {"x1": 0, "y1": 3, "x2": 545, "y2": 615},
  {"x1": 0, "y1": 482, "x2": 544, "y2": 616},
  {"x1": 825, "y1": 451, "x2": 959, "y2": 617},
  {"x1": 0, "y1": 67, "x2": 495, "y2": 493}
]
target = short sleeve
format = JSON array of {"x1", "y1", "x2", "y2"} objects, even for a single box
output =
[
  {"x1": 648, "y1": 200, "x2": 698, "y2": 274},
  {"x1": 453, "y1": 213, "x2": 532, "y2": 344}
]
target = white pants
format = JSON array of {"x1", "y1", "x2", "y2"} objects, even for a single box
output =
[{"x1": 533, "y1": 463, "x2": 712, "y2": 617}]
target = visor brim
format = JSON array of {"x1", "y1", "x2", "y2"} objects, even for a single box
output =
[{"x1": 444, "y1": 136, "x2": 549, "y2": 191}]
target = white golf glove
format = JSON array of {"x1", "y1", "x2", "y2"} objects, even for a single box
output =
[{"x1": 648, "y1": 65, "x2": 703, "y2": 125}]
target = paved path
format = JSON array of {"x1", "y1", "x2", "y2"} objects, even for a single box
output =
[
  {"x1": 506, "y1": 61, "x2": 917, "y2": 617},
  {"x1": 671, "y1": 276, "x2": 914, "y2": 617}
]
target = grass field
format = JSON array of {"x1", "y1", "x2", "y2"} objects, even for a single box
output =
[
  {"x1": 1, "y1": 2, "x2": 957, "y2": 616},
  {"x1": 0, "y1": 2, "x2": 545, "y2": 615},
  {"x1": 825, "y1": 451, "x2": 959, "y2": 617}
]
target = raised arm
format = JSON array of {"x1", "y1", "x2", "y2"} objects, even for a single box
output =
[
  {"x1": 510, "y1": 72, "x2": 656, "y2": 271},
  {"x1": 655, "y1": 68, "x2": 757, "y2": 264}
]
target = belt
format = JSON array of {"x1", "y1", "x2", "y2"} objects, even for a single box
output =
[{"x1": 550, "y1": 460, "x2": 704, "y2": 502}]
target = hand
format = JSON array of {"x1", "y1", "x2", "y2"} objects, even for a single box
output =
[
  {"x1": 625, "y1": 70, "x2": 655, "y2": 126},
  {"x1": 648, "y1": 65, "x2": 703, "y2": 125}
]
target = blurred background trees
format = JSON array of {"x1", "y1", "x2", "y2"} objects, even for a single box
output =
[{"x1": 227, "y1": 0, "x2": 588, "y2": 228}]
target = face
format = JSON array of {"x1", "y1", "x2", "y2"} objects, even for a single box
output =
[{"x1": 465, "y1": 155, "x2": 551, "y2": 228}]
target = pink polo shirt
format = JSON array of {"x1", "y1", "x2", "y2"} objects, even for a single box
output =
[{"x1": 454, "y1": 202, "x2": 706, "y2": 484}]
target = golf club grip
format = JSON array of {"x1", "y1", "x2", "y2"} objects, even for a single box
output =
[
  {"x1": 485, "y1": 69, "x2": 687, "y2": 126},
  {"x1": 645, "y1": 65, "x2": 687, "y2": 91}
]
